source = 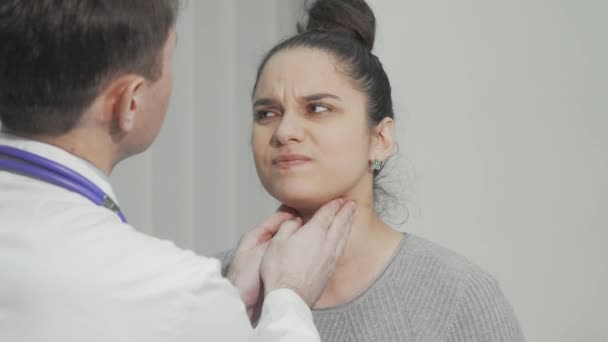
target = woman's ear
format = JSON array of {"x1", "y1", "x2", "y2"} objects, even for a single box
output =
[{"x1": 369, "y1": 117, "x2": 395, "y2": 162}]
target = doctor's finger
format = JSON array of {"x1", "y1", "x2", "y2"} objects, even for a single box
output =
[
  {"x1": 255, "y1": 210, "x2": 297, "y2": 238},
  {"x1": 274, "y1": 218, "x2": 303, "y2": 241},
  {"x1": 303, "y1": 198, "x2": 343, "y2": 234}
]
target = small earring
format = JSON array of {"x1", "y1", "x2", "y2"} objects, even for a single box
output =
[{"x1": 371, "y1": 159, "x2": 385, "y2": 171}]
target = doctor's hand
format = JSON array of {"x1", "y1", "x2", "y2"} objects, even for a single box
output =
[
  {"x1": 226, "y1": 207, "x2": 296, "y2": 322},
  {"x1": 260, "y1": 199, "x2": 357, "y2": 307}
]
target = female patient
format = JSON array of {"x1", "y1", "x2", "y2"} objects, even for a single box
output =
[{"x1": 224, "y1": 0, "x2": 524, "y2": 340}]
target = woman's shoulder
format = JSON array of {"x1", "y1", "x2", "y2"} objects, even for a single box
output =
[
  {"x1": 386, "y1": 234, "x2": 523, "y2": 340},
  {"x1": 395, "y1": 233, "x2": 490, "y2": 278},
  {"x1": 386, "y1": 233, "x2": 502, "y2": 313}
]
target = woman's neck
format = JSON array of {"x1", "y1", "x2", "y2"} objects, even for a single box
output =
[
  {"x1": 335, "y1": 202, "x2": 400, "y2": 269},
  {"x1": 296, "y1": 188, "x2": 399, "y2": 264},
  {"x1": 296, "y1": 199, "x2": 403, "y2": 308}
]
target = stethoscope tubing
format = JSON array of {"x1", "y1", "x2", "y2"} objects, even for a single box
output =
[{"x1": 0, "y1": 145, "x2": 127, "y2": 222}]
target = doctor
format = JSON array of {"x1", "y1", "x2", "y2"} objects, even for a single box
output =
[{"x1": 0, "y1": 1, "x2": 356, "y2": 342}]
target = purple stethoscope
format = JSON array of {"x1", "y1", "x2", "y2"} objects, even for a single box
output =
[{"x1": 0, "y1": 145, "x2": 127, "y2": 223}]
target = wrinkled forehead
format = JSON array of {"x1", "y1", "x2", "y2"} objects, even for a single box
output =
[{"x1": 253, "y1": 47, "x2": 356, "y2": 101}]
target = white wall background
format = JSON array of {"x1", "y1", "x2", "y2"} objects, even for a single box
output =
[{"x1": 111, "y1": 1, "x2": 608, "y2": 341}]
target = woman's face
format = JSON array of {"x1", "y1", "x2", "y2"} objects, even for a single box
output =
[{"x1": 252, "y1": 47, "x2": 374, "y2": 211}]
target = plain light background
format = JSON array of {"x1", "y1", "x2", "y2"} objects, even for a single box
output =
[{"x1": 110, "y1": 1, "x2": 608, "y2": 341}]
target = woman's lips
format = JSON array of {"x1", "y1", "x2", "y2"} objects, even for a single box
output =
[{"x1": 272, "y1": 154, "x2": 312, "y2": 169}]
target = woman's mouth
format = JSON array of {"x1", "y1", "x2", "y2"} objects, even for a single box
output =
[{"x1": 272, "y1": 154, "x2": 312, "y2": 169}]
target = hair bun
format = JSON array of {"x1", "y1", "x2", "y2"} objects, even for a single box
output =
[{"x1": 298, "y1": 0, "x2": 376, "y2": 51}]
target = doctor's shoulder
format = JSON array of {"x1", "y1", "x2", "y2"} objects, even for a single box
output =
[
  {"x1": 0, "y1": 186, "x2": 237, "y2": 326},
  {"x1": 3, "y1": 209, "x2": 247, "y2": 340},
  {"x1": 48, "y1": 205, "x2": 229, "y2": 296}
]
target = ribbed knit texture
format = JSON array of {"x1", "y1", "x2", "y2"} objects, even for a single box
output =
[{"x1": 219, "y1": 234, "x2": 524, "y2": 341}]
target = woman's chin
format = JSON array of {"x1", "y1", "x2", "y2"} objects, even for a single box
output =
[
  {"x1": 272, "y1": 191, "x2": 338, "y2": 214},
  {"x1": 263, "y1": 178, "x2": 350, "y2": 215}
]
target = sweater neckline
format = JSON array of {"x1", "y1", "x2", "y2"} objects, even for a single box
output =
[{"x1": 312, "y1": 232, "x2": 409, "y2": 313}]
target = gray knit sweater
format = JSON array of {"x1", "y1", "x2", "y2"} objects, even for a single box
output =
[{"x1": 220, "y1": 233, "x2": 524, "y2": 341}]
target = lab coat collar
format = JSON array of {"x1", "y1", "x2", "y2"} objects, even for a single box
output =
[{"x1": 0, "y1": 131, "x2": 120, "y2": 205}]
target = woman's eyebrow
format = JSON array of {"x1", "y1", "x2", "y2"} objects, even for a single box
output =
[
  {"x1": 253, "y1": 98, "x2": 285, "y2": 114},
  {"x1": 253, "y1": 98, "x2": 280, "y2": 107},
  {"x1": 302, "y1": 93, "x2": 342, "y2": 102},
  {"x1": 253, "y1": 93, "x2": 341, "y2": 107}
]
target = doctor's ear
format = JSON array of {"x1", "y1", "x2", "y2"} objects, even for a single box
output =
[
  {"x1": 110, "y1": 76, "x2": 145, "y2": 133},
  {"x1": 369, "y1": 117, "x2": 395, "y2": 161}
]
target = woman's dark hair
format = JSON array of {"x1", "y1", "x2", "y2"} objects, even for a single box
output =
[
  {"x1": 253, "y1": 0, "x2": 398, "y2": 210},
  {"x1": 0, "y1": 0, "x2": 181, "y2": 136}
]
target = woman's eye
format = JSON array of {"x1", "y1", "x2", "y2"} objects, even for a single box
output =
[
  {"x1": 310, "y1": 104, "x2": 329, "y2": 113},
  {"x1": 255, "y1": 111, "x2": 278, "y2": 120}
]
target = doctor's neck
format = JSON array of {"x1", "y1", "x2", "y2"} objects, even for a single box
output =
[
  {"x1": 17, "y1": 90, "x2": 152, "y2": 176},
  {"x1": 19, "y1": 127, "x2": 118, "y2": 176}
]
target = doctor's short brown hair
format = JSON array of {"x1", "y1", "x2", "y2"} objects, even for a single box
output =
[{"x1": 0, "y1": 0, "x2": 181, "y2": 136}]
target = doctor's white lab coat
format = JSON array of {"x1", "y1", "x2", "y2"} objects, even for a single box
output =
[{"x1": 0, "y1": 133, "x2": 320, "y2": 342}]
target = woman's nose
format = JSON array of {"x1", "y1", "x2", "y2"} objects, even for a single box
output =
[{"x1": 272, "y1": 111, "x2": 305, "y2": 146}]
